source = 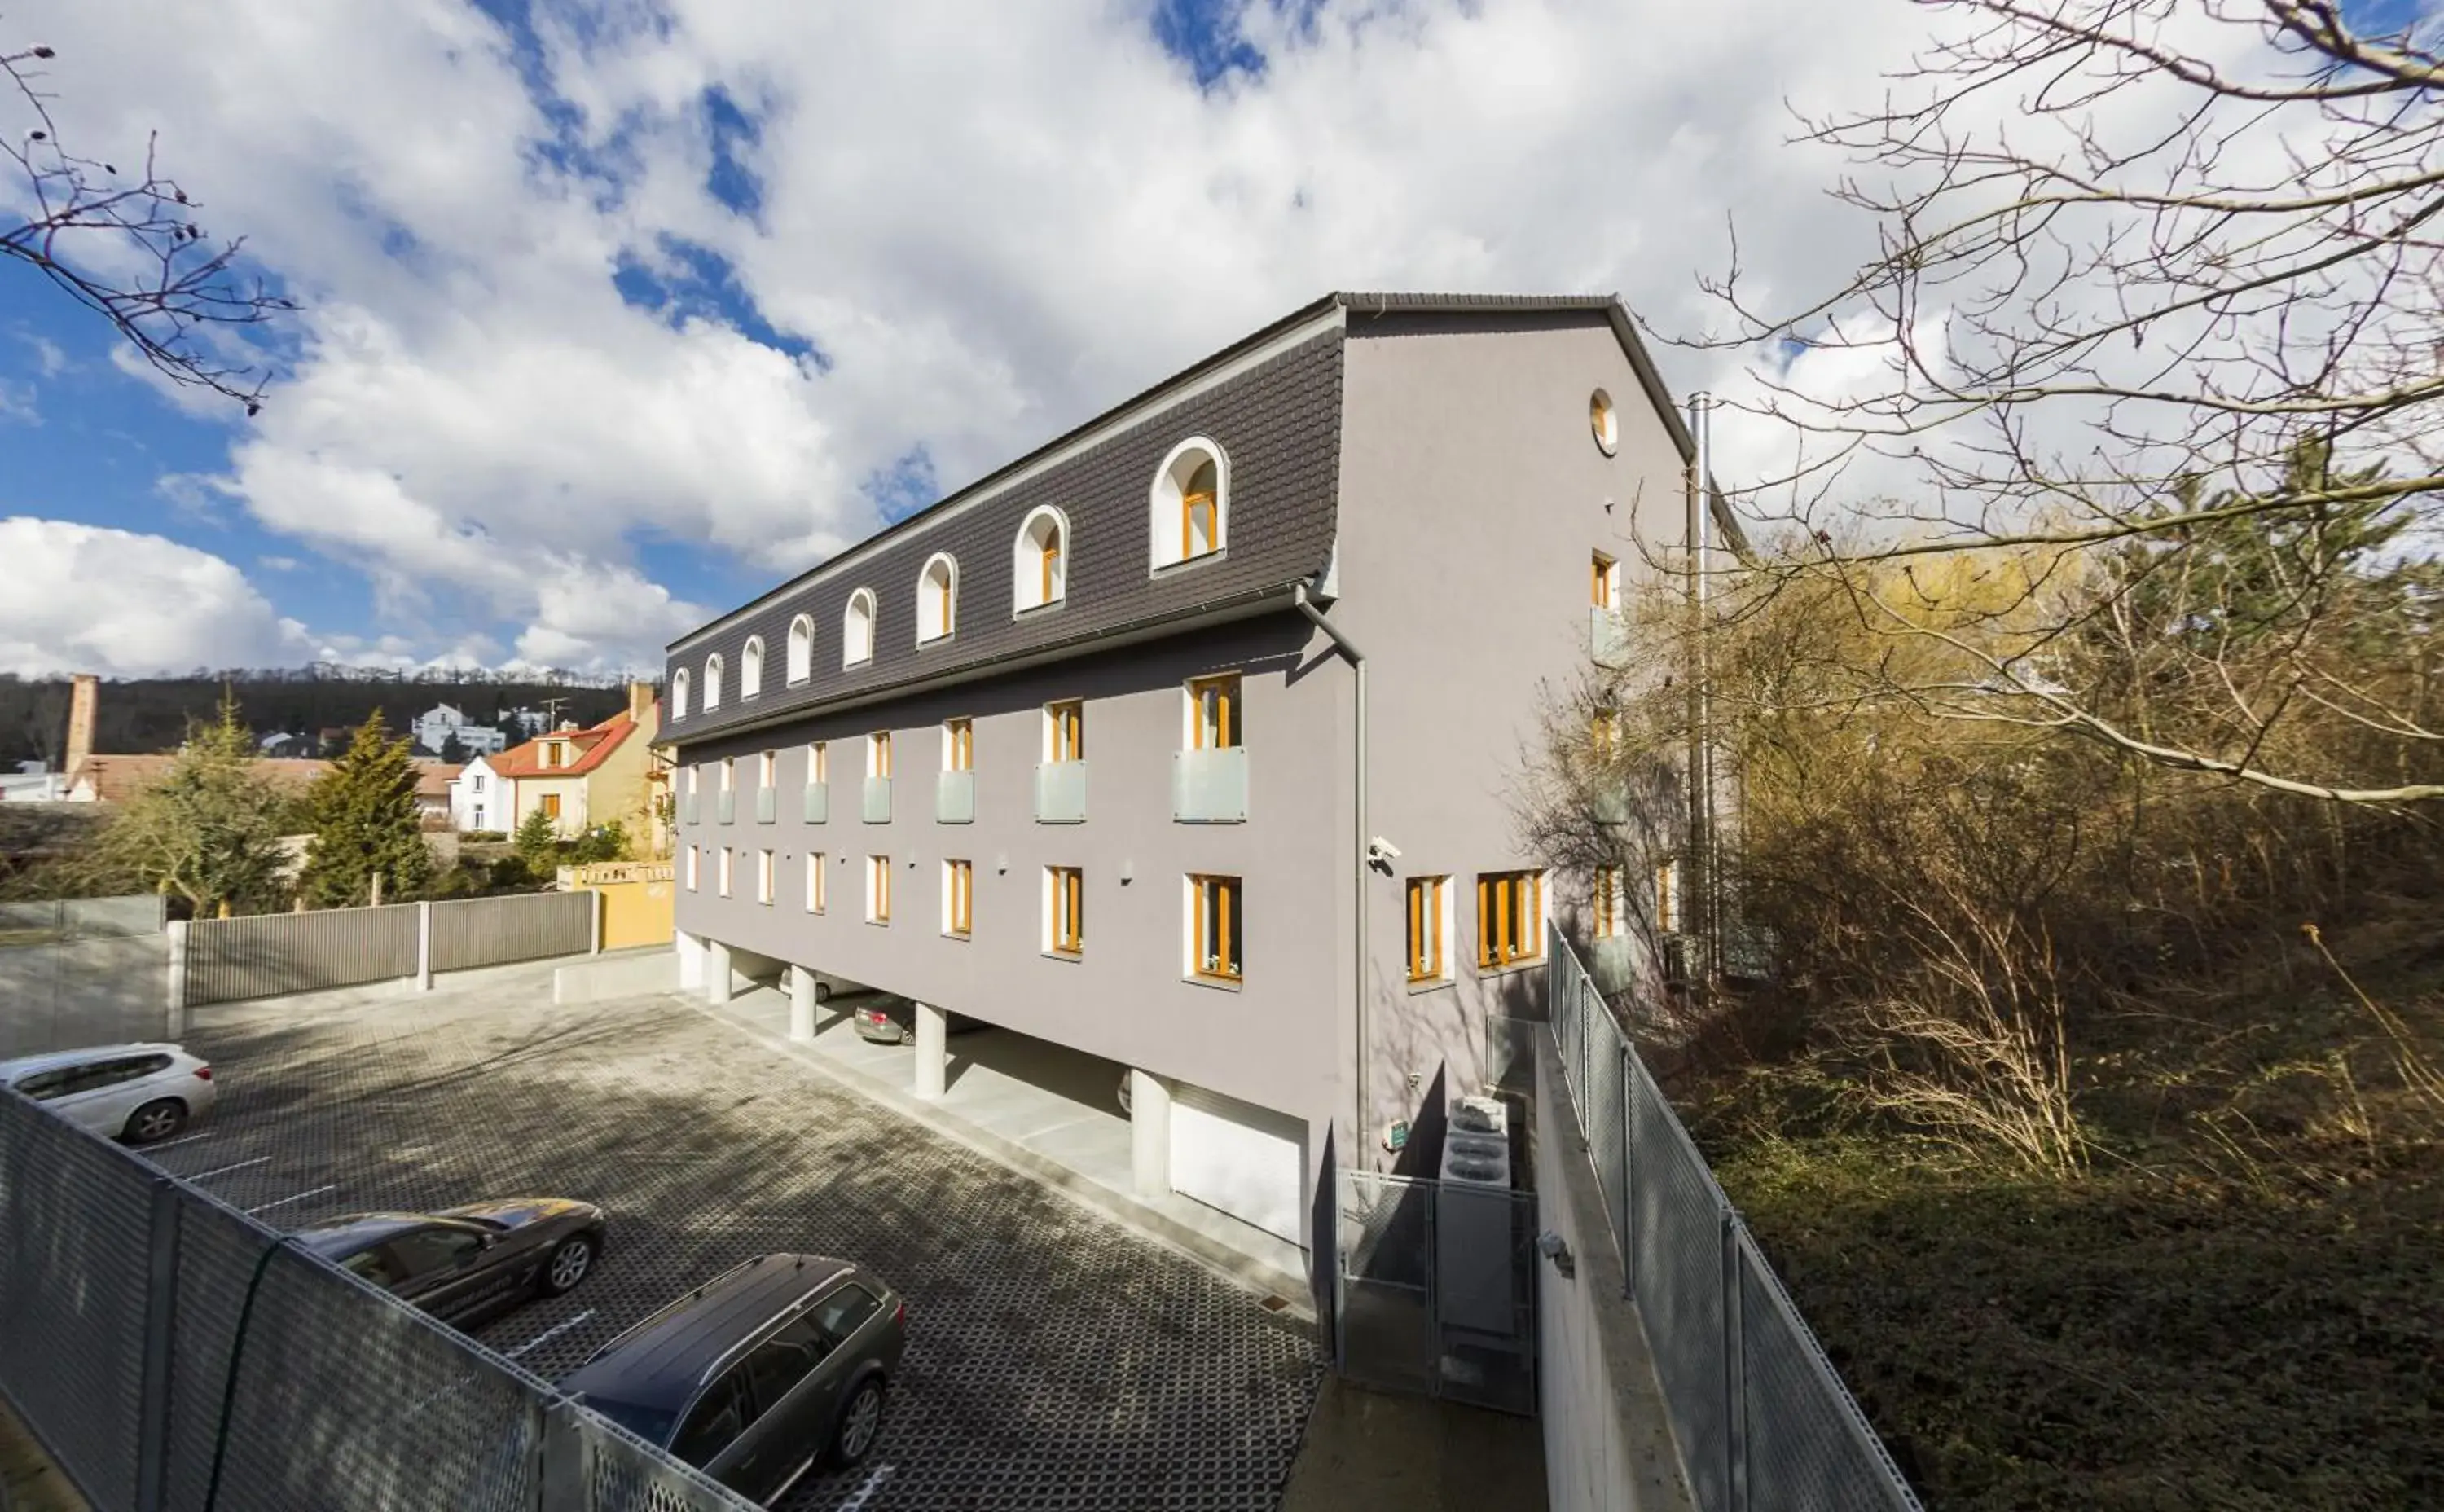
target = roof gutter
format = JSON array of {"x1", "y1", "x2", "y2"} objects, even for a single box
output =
[
  {"x1": 661, "y1": 581, "x2": 1311, "y2": 752},
  {"x1": 1292, "y1": 580, "x2": 1370, "y2": 1169}
]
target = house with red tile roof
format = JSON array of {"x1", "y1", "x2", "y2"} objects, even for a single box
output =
[{"x1": 458, "y1": 683, "x2": 661, "y2": 840}]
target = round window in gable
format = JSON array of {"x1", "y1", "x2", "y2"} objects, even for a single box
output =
[{"x1": 1590, "y1": 389, "x2": 1619, "y2": 455}]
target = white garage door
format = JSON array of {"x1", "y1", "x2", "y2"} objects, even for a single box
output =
[{"x1": 1169, "y1": 1083, "x2": 1307, "y2": 1243}]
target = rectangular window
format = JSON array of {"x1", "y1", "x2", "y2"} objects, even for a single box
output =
[
  {"x1": 1046, "y1": 701, "x2": 1084, "y2": 763},
  {"x1": 806, "y1": 852, "x2": 826, "y2": 913},
  {"x1": 1655, "y1": 859, "x2": 1681, "y2": 934},
  {"x1": 867, "y1": 855, "x2": 892, "y2": 923},
  {"x1": 807, "y1": 741, "x2": 829, "y2": 783},
  {"x1": 718, "y1": 846, "x2": 734, "y2": 899},
  {"x1": 757, "y1": 849, "x2": 775, "y2": 906},
  {"x1": 686, "y1": 845, "x2": 699, "y2": 892},
  {"x1": 1041, "y1": 530, "x2": 1062, "y2": 603},
  {"x1": 758, "y1": 750, "x2": 776, "y2": 789},
  {"x1": 1475, "y1": 869, "x2": 1545, "y2": 970},
  {"x1": 473, "y1": 774, "x2": 485, "y2": 793},
  {"x1": 1189, "y1": 874, "x2": 1242, "y2": 982},
  {"x1": 719, "y1": 756, "x2": 736, "y2": 792},
  {"x1": 944, "y1": 859, "x2": 973, "y2": 938},
  {"x1": 540, "y1": 793, "x2": 561, "y2": 820},
  {"x1": 1592, "y1": 552, "x2": 1618, "y2": 610},
  {"x1": 1594, "y1": 864, "x2": 1626, "y2": 938},
  {"x1": 944, "y1": 719, "x2": 973, "y2": 772},
  {"x1": 1187, "y1": 675, "x2": 1242, "y2": 749},
  {"x1": 1405, "y1": 876, "x2": 1450, "y2": 983},
  {"x1": 1046, "y1": 866, "x2": 1084, "y2": 955},
  {"x1": 868, "y1": 732, "x2": 893, "y2": 780}
]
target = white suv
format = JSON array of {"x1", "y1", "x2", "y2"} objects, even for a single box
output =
[{"x1": 0, "y1": 1043, "x2": 217, "y2": 1144}]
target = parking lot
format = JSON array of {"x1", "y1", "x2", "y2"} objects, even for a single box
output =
[{"x1": 144, "y1": 963, "x2": 1323, "y2": 1511}]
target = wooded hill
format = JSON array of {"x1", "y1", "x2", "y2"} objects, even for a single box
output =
[{"x1": 0, "y1": 670, "x2": 640, "y2": 767}]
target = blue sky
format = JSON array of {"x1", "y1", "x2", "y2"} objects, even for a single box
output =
[{"x1": 2, "y1": 0, "x2": 2370, "y2": 677}]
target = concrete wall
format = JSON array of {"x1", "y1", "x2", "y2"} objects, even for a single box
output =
[
  {"x1": 670, "y1": 618, "x2": 1348, "y2": 1155},
  {"x1": 1532, "y1": 1031, "x2": 1695, "y2": 1512},
  {"x1": 1334, "y1": 311, "x2": 1688, "y2": 1148}
]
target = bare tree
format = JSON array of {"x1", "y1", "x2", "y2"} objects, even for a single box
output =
[
  {"x1": 4, "y1": 31, "x2": 290, "y2": 411},
  {"x1": 1689, "y1": 0, "x2": 2444, "y2": 804}
]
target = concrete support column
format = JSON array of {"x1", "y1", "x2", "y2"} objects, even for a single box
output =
[
  {"x1": 788, "y1": 965, "x2": 819, "y2": 1044},
  {"x1": 912, "y1": 1003, "x2": 948, "y2": 1101},
  {"x1": 164, "y1": 921, "x2": 188, "y2": 1039},
  {"x1": 675, "y1": 930, "x2": 704, "y2": 991},
  {"x1": 704, "y1": 939, "x2": 732, "y2": 1006},
  {"x1": 415, "y1": 902, "x2": 434, "y2": 991},
  {"x1": 1129, "y1": 1070, "x2": 1172, "y2": 1201}
]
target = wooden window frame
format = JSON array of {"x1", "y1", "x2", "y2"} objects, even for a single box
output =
[
  {"x1": 719, "y1": 756, "x2": 735, "y2": 793},
  {"x1": 1048, "y1": 866, "x2": 1084, "y2": 955},
  {"x1": 718, "y1": 846, "x2": 733, "y2": 899},
  {"x1": 945, "y1": 719, "x2": 973, "y2": 772},
  {"x1": 1594, "y1": 864, "x2": 1625, "y2": 938},
  {"x1": 685, "y1": 845, "x2": 699, "y2": 892},
  {"x1": 945, "y1": 859, "x2": 973, "y2": 938},
  {"x1": 1048, "y1": 701, "x2": 1084, "y2": 763},
  {"x1": 1655, "y1": 859, "x2": 1681, "y2": 934},
  {"x1": 868, "y1": 731, "x2": 893, "y2": 780},
  {"x1": 1475, "y1": 869, "x2": 1545, "y2": 970},
  {"x1": 1405, "y1": 876, "x2": 1448, "y2": 983},
  {"x1": 868, "y1": 855, "x2": 892, "y2": 924},
  {"x1": 807, "y1": 742, "x2": 828, "y2": 784},
  {"x1": 539, "y1": 793, "x2": 562, "y2": 820},
  {"x1": 756, "y1": 849, "x2": 775, "y2": 907},
  {"x1": 1592, "y1": 552, "x2": 1618, "y2": 610},
  {"x1": 806, "y1": 852, "x2": 826, "y2": 913},
  {"x1": 1189, "y1": 873, "x2": 1242, "y2": 983},
  {"x1": 758, "y1": 750, "x2": 776, "y2": 789},
  {"x1": 1188, "y1": 674, "x2": 1241, "y2": 750},
  {"x1": 1041, "y1": 525, "x2": 1062, "y2": 604}
]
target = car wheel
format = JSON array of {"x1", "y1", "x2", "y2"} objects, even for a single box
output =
[
  {"x1": 829, "y1": 1377, "x2": 886, "y2": 1469},
  {"x1": 122, "y1": 1099, "x2": 187, "y2": 1145},
  {"x1": 539, "y1": 1233, "x2": 598, "y2": 1296}
]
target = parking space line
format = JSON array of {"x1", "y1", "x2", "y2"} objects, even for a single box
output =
[
  {"x1": 187, "y1": 1156, "x2": 271, "y2": 1180},
  {"x1": 245, "y1": 1185, "x2": 336, "y2": 1214},
  {"x1": 837, "y1": 1464, "x2": 893, "y2": 1511},
  {"x1": 503, "y1": 1309, "x2": 594, "y2": 1360},
  {"x1": 143, "y1": 1131, "x2": 217, "y2": 1152}
]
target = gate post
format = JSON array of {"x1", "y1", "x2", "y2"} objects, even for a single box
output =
[
  {"x1": 587, "y1": 888, "x2": 603, "y2": 955},
  {"x1": 165, "y1": 920, "x2": 189, "y2": 1036},
  {"x1": 415, "y1": 902, "x2": 434, "y2": 991},
  {"x1": 132, "y1": 1178, "x2": 182, "y2": 1512}
]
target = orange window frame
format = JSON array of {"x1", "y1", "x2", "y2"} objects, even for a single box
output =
[
  {"x1": 808, "y1": 742, "x2": 828, "y2": 784},
  {"x1": 1050, "y1": 867, "x2": 1084, "y2": 953},
  {"x1": 1189, "y1": 675, "x2": 1240, "y2": 749},
  {"x1": 870, "y1": 732, "x2": 893, "y2": 779},
  {"x1": 540, "y1": 793, "x2": 561, "y2": 820},
  {"x1": 947, "y1": 859, "x2": 973, "y2": 936},
  {"x1": 869, "y1": 855, "x2": 892, "y2": 921},
  {"x1": 1049, "y1": 702, "x2": 1084, "y2": 763},
  {"x1": 1041, "y1": 526, "x2": 1062, "y2": 601},
  {"x1": 1476, "y1": 870, "x2": 1545, "y2": 969},
  {"x1": 1192, "y1": 874, "x2": 1242, "y2": 982},
  {"x1": 1593, "y1": 552, "x2": 1617, "y2": 609},
  {"x1": 947, "y1": 719, "x2": 973, "y2": 771},
  {"x1": 1595, "y1": 865, "x2": 1625, "y2": 938},
  {"x1": 1406, "y1": 877, "x2": 1446, "y2": 982},
  {"x1": 807, "y1": 853, "x2": 826, "y2": 913}
]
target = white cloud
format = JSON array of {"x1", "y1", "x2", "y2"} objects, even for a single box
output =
[
  {"x1": 0, "y1": 516, "x2": 311, "y2": 675},
  {"x1": 11, "y1": 0, "x2": 2036, "y2": 666}
]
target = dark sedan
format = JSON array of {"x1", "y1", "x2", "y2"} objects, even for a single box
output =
[{"x1": 296, "y1": 1198, "x2": 606, "y2": 1324}]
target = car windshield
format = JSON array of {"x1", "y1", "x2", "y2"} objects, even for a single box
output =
[{"x1": 575, "y1": 1395, "x2": 675, "y2": 1448}]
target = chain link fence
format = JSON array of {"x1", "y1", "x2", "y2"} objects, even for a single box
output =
[
  {"x1": 0, "y1": 1088, "x2": 754, "y2": 1512},
  {"x1": 1547, "y1": 924, "x2": 1922, "y2": 1512}
]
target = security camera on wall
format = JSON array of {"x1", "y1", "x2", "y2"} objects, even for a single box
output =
[{"x1": 1365, "y1": 837, "x2": 1401, "y2": 869}]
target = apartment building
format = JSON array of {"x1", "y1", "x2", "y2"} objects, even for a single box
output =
[{"x1": 662, "y1": 292, "x2": 1690, "y2": 1287}]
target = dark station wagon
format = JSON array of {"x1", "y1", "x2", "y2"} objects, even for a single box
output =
[{"x1": 562, "y1": 1254, "x2": 907, "y2": 1504}]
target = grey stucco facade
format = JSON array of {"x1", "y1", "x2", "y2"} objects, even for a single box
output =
[{"x1": 662, "y1": 293, "x2": 1690, "y2": 1276}]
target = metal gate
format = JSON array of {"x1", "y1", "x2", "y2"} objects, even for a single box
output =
[{"x1": 1335, "y1": 1170, "x2": 1537, "y2": 1415}]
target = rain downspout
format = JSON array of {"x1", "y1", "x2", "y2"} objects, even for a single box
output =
[
  {"x1": 1687, "y1": 393, "x2": 1715, "y2": 984},
  {"x1": 1294, "y1": 579, "x2": 1369, "y2": 1163}
]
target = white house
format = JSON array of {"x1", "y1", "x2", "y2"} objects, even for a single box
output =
[
  {"x1": 449, "y1": 754, "x2": 510, "y2": 833},
  {"x1": 413, "y1": 703, "x2": 508, "y2": 758}
]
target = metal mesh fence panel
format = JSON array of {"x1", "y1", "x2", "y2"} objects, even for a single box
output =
[
  {"x1": 570, "y1": 1404, "x2": 763, "y2": 1512},
  {"x1": 0, "y1": 933, "x2": 171, "y2": 1059},
  {"x1": 1628, "y1": 1053, "x2": 1734, "y2": 1512},
  {"x1": 430, "y1": 892, "x2": 595, "y2": 974},
  {"x1": 1738, "y1": 1232, "x2": 1924, "y2": 1512},
  {"x1": 1336, "y1": 1171, "x2": 1439, "y2": 1396},
  {"x1": 184, "y1": 903, "x2": 420, "y2": 1006},
  {"x1": 0, "y1": 1092, "x2": 153, "y2": 1511},
  {"x1": 162, "y1": 1196, "x2": 282, "y2": 1512},
  {"x1": 1585, "y1": 1010, "x2": 1631, "y2": 1279}
]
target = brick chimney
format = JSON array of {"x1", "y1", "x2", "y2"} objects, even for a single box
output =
[
  {"x1": 64, "y1": 674, "x2": 99, "y2": 776},
  {"x1": 628, "y1": 679, "x2": 657, "y2": 732}
]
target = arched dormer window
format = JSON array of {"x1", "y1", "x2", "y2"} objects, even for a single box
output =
[
  {"x1": 1014, "y1": 506, "x2": 1068, "y2": 613},
  {"x1": 741, "y1": 635, "x2": 764, "y2": 698},
  {"x1": 703, "y1": 653, "x2": 725, "y2": 711},
  {"x1": 671, "y1": 667, "x2": 691, "y2": 720},
  {"x1": 786, "y1": 613, "x2": 813, "y2": 683},
  {"x1": 1151, "y1": 437, "x2": 1226, "y2": 569},
  {"x1": 844, "y1": 589, "x2": 876, "y2": 667},
  {"x1": 917, "y1": 553, "x2": 957, "y2": 644}
]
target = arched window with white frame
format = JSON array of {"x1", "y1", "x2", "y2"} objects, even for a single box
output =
[
  {"x1": 843, "y1": 589, "x2": 876, "y2": 667},
  {"x1": 703, "y1": 653, "x2": 725, "y2": 711},
  {"x1": 1014, "y1": 505, "x2": 1068, "y2": 613},
  {"x1": 671, "y1": 667, "x2": 691, "y2": 720},
  {"x1": 1150, "y1": 437, "x2": 1227, "y2": 569},
  {"x1": 916, "y1": 553, "x2": 958, "y2": 644},
  {"x1": 741, "y1": 636, "x2": 764, "y2": 698},
  {"x1": 786, "y1": 613, "x2": 813, "y2": 683}
]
